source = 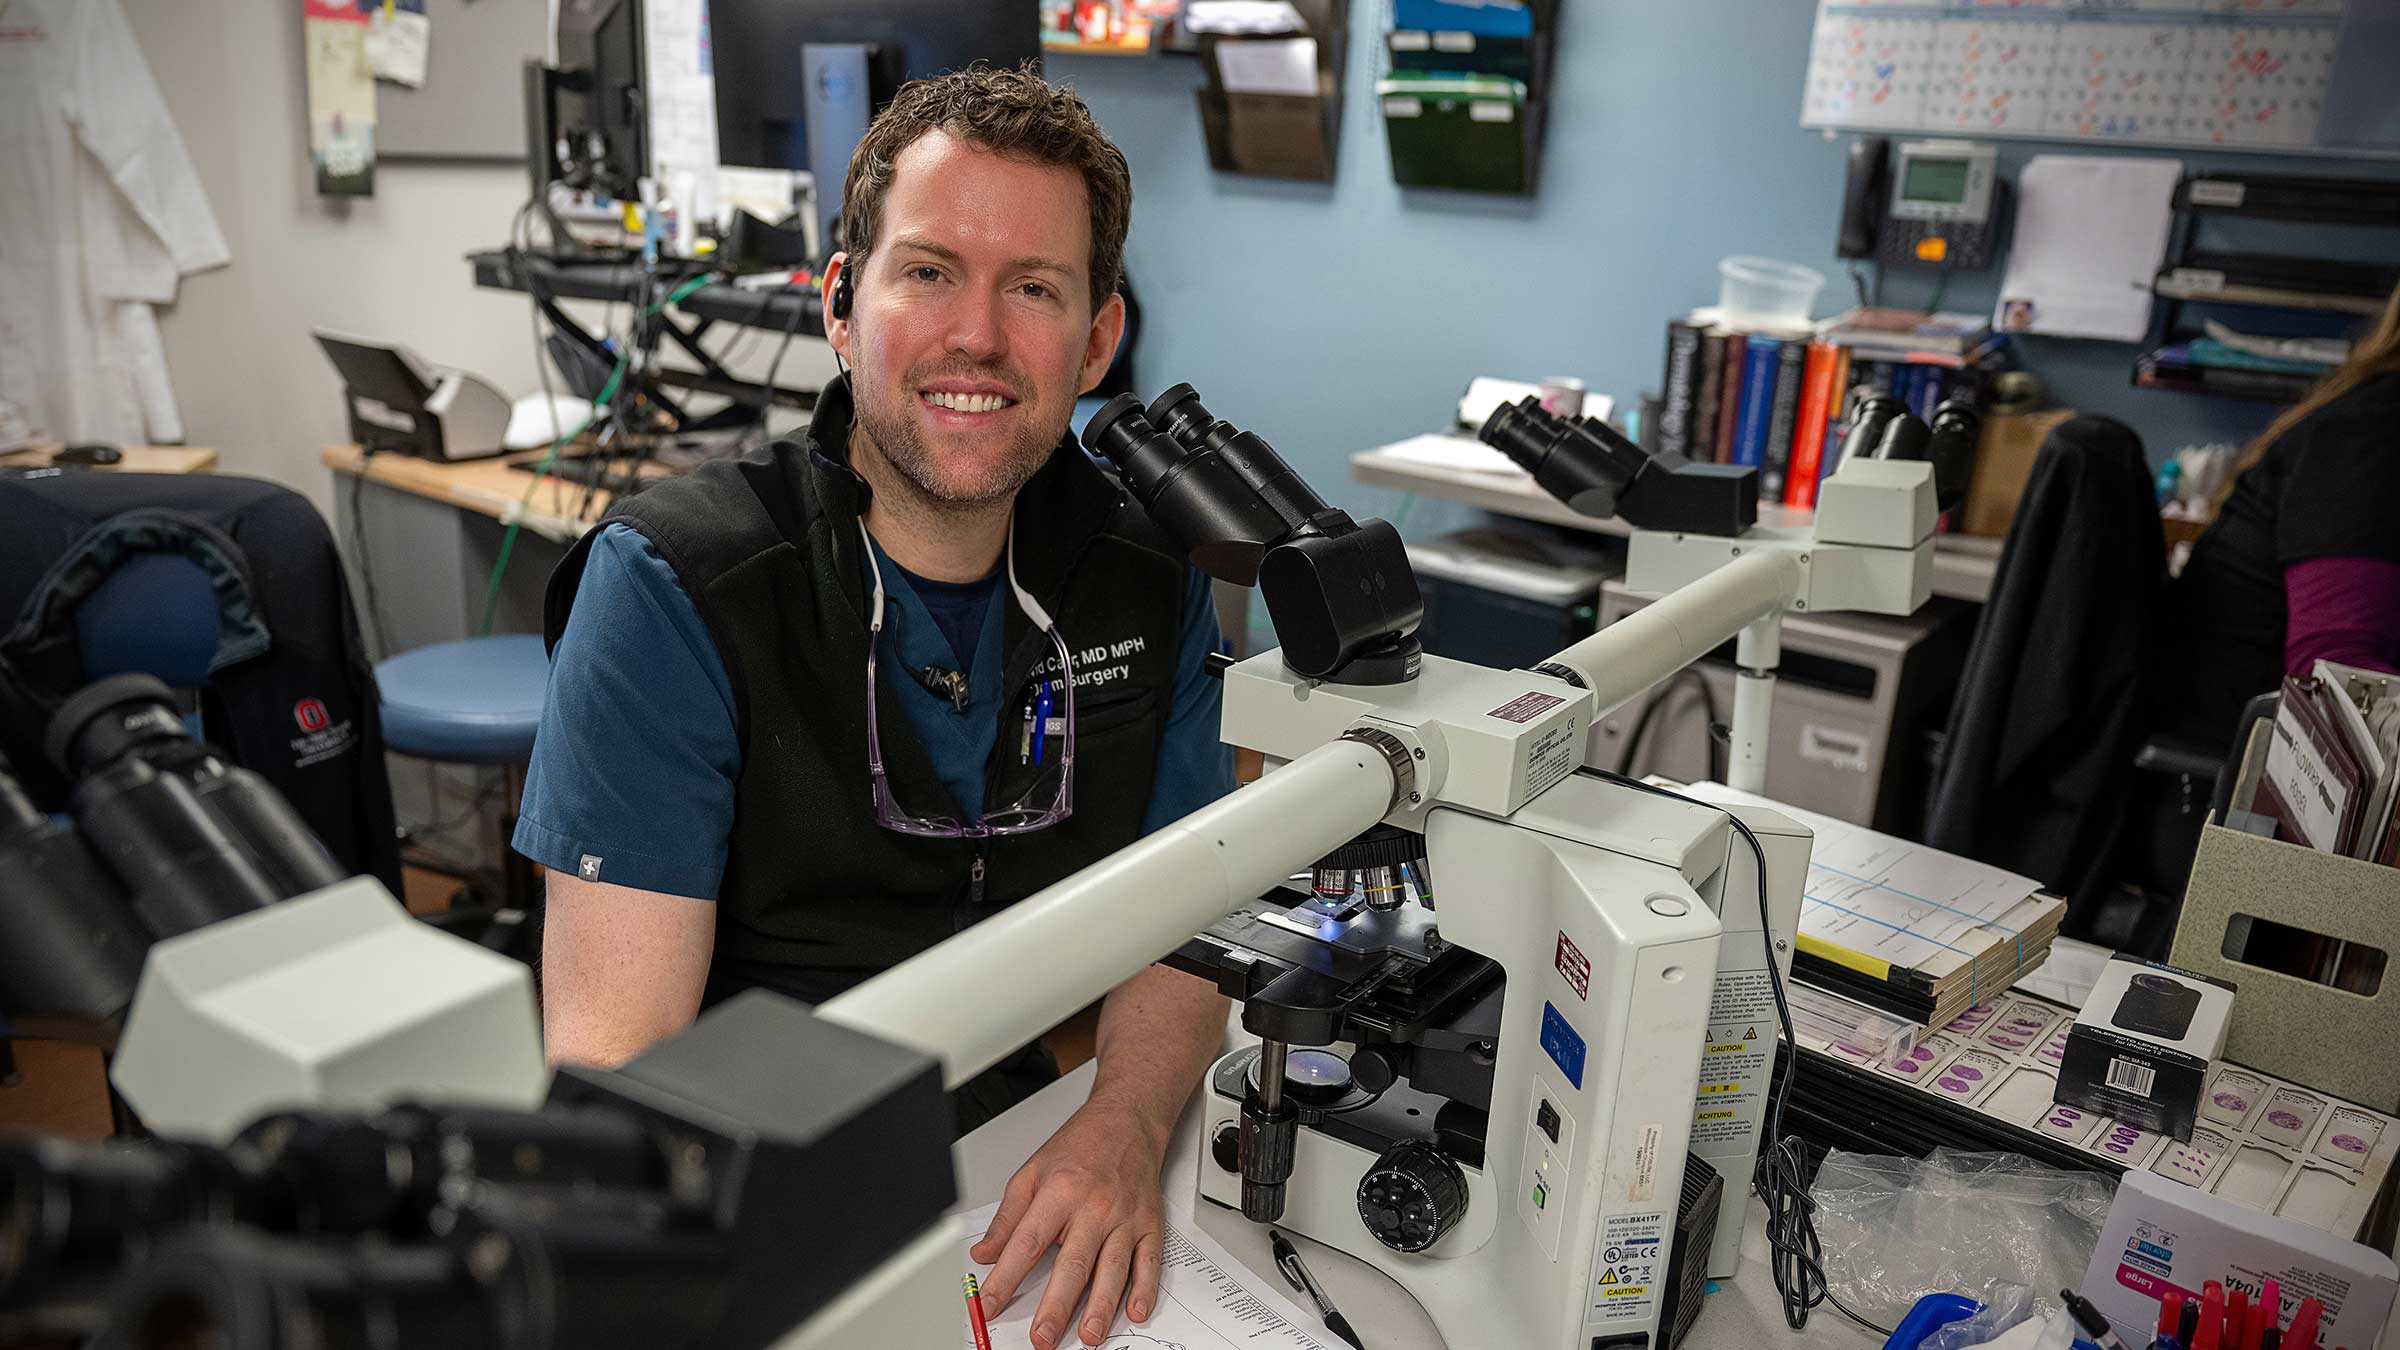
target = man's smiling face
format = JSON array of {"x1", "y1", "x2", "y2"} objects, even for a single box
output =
[{"x1": 833, "y1": 129, "x2": 1123, "y2": 508}]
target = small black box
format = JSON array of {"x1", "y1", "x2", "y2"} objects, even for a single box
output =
[{"x1": 2055, "y1": 956, "x2": 2236, "y2": 1142}]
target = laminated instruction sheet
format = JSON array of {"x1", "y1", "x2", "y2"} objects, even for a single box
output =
[{"x1": 955, "y1": 1201, "x2": 1337, "y2": 1349}]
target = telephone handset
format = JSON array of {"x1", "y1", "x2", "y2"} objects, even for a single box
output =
[{"x1": 1837, "y1": 135, "x2": 1890, "y2": 261}]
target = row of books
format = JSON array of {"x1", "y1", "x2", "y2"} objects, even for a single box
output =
[{"x1": 1655, "y1": 308, "x2": 2000, "y2": 510}]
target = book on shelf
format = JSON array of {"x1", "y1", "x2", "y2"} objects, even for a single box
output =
[
  {"x1": 1711, "y1": 333, "x2": 1747, "y2": 464},
  {"x1": 1784, "y1": 343, "x2": 1843, "y2": 510},
  {"x1": 1758, "y1": 337, "x2": 1808, "y2": 502},
  {"x1": 1691, "y1": 328, "x2": 1728, "y2": 465},
  {"x1": 1657, "y1": 318, "x2": 1707, "y2": 459}
]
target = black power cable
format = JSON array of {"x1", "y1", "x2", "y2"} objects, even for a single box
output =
[
  {"x1": 1585, "y1": 767, "x2": 1895, "y2": 1341},
  {"x1": 1617, "y1": 667, "x2": 1725, "y2": 782},
  {"x1": 751, "y1": 283, "x2": 812, "y2": 433}
]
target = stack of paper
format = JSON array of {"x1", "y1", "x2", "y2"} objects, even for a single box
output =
[{"x1": 1685, "y1": 783, "x2": 2067, "y2": 1029}]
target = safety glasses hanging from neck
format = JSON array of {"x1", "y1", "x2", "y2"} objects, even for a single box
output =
[{"x1": 857, "y1": 515, "x2": 1076, "y2": 838}]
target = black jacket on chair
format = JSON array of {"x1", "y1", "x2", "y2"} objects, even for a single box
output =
[
  {"x1": 1924, "y1": 416, "x2": 2164, "y2": 910},
  {"x1": 0, "y1": 472, "x2": 401, "y2": 891}
]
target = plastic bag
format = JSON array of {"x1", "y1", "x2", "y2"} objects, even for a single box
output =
[
  {"x1": 1811, "y1": 1149, "x2": 2116, "y2": 1331},
  {"x1": 1922, "y1": 1282, "x2": 2037, "y2": 1350}
]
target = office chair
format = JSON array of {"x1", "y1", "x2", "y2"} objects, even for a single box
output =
[
  {"x1": 373, "y1": 634, "x2": 550, "y2": 961},
  {"x1": 1925, "y1": 416, "x2": 2234, "y2": 957}
]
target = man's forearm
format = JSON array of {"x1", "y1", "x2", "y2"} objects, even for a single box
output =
[{"x1": 1087, "y1": 965, "x2": 1228, "y2": 1151}]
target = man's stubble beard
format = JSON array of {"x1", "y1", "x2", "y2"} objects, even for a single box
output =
[
  {"x1": 849, "y1": 342, "x2": 1061, "y2": 518},
  {"x1": 854, "y1": 394, "x2": 1057, "y2": 517}
]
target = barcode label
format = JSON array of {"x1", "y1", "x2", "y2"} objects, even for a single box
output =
[{"x1": 2107, "y1": 1057, "x2": 2156, "y2": 1096}]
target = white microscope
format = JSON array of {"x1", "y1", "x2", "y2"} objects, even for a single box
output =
[{"x1": 824, "y1": 383, "x2": 1972, "y2": 1349}]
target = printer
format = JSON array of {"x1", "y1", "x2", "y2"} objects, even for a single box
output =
[{"x1": 314, "y1": 331, "x2": 512, "y2": 461}]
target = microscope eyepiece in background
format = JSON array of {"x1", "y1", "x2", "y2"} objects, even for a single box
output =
[{"x1": 44, "y1": 675, "x2": 343, "y2": 935}]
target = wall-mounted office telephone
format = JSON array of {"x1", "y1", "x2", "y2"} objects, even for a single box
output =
[{"x1": 1837, "y1": 136, "x2": 2009, "y2": 271}]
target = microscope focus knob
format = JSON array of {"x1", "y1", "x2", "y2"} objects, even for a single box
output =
[{"x1": 1356, "y1": 1140, "x2": 1467, "y2": 1253}]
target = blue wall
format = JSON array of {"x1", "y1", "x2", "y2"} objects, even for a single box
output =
[{"x1": 1056, "y1": 2, "x2": 2400, "y2": 530}]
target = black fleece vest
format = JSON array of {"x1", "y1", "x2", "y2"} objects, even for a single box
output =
[{"x1": 544, "y1": 379, "x2": 1188, "y2": 1125}]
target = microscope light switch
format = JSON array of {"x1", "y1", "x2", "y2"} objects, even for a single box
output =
[{"x1": 1520, "y1": 1073, "x2": 1578, "y2": 1260}]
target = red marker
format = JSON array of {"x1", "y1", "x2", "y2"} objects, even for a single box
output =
[
  {"x1": 2257, "y1": 1280, "x2": 2283, "y2": 1350},
  {"x1": 964, "y1": 1273, "x2": 995, "y2": 1350},
  {"x1": 2244, "y1": 1296, "x2": 2273, "y2": 1350},
  {"x1": 2195, "y1": 1283, "x2": 2226, "y2": 1350},
  {"x1": 2228, "y1": 1289, "x2": 2250, "y2": 1348},
  {"x1": 2159, "y1": 1291, "x2": 2187, "y2": 1346},
  {"x1": 2284, "y1": 1297, "x2": 2321, "y2": 1350}
]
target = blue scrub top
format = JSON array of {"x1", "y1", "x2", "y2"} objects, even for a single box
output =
[{"x1": 514, "y1": 522, "x2": 1235, "y2": 899}]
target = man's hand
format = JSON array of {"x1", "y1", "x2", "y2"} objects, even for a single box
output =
[
  {"x1": 971, "y1": 964, "x2": 1225, "y2": 1348},
  {"x1": 971, "y1": 1096, "x2": 1168, "y2": 1349}
]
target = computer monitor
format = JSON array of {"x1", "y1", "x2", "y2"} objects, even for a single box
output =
[
  {"x1": 710, "y1": 0, "x2": 1042, "y2": 176},
  {"x1": 550, "y1": 0, "x2": 648, "y2": 197}
]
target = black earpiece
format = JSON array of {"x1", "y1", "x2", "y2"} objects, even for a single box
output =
[{"x1": 829, "y1": 270, "x2": 853, "y2": 320}]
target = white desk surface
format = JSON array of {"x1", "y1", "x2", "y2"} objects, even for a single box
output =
[
  {"x1": 1350, "y1": 438, "x2": 2001, "y2": 606},
  {"x1": 955, "y1": 1042, "x2": 1886, "y2": 1350}
]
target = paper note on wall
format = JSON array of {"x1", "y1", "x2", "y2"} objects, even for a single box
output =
[
  {"x1": 365, "y1": 6, "x2": 431, "y2": 88},
  {"x1": 1993, "y1": 154, "x2": 2182, "y2": 342},
  {"x1": 1214, "y1": 37, "x2": 1321, "y2": 96}
]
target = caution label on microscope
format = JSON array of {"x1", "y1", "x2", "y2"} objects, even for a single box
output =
[{"x1": 1587, "y1": 1210, "x2": 1665, "y2": 1327}]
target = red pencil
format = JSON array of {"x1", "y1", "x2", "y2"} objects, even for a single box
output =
[{"x1": 964, "y1": 1273, "x2": 995, "y2": 1350}]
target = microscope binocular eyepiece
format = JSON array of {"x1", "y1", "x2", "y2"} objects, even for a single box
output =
[
  {"x1": 1477, "y1": 397, "x2": 1759, "y2": 537},
  {"x1": 1843, "y1": 393, "x2": 1980, "y2": 515},
  {"x1": 40, "y1": 674, "x2": 344, "y2": 941},
  {"x1": 1085, "y1": 385, "x2": 1424, "y2": 684},
  {"x1": 1081, "y1": 391, "x2": 1293, "y2": 587},
  {"x1": 0, "y1": 1104, "x2": 671, "y2": 1316},
  {"x1": 1477, "y1": 397, "x2": 1643, "y2": 520}
]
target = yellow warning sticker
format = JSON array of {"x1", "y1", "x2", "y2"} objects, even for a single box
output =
[{"x1": 1599, "y1": 1269, "x2": 1618, "y2": 1286}]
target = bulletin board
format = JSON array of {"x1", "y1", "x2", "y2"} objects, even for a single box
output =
[
  {"x1": 373, "y1": 0, "x2": 551, "y2": 161},
  {"x1": 1800, "y1": 1, "x2": 2400, "y2": 159}
]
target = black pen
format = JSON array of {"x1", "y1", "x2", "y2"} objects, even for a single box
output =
[
  {"x1": 2064, "y1": 1288, "x2": 2136, "y2": 1350},
  {"x1": 1271, "y1": 1229, "x2": 1364, "y2": 1350}
]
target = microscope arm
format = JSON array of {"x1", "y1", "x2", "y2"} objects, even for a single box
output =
[
  {"x1": 1529, "y1": 549, "x2": 1805, "y2": 710},
  {"x1": 815, "y1": 736, "x2": 1406, "y2": 1091}
]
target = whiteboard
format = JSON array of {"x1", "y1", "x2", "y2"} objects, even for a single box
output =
[
  {"x1": 374, "y1": 0, "x2": 552, "y2": 161},
  {"x1": 1800, "y1": 1, "x2": 2399, "y2": 159}
]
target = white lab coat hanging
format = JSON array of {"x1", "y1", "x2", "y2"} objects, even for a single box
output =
[{"x1": 0, "y1": 0, "x2": 229, "y2": 446}]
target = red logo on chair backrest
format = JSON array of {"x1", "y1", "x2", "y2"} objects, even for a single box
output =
[{"x1": 294, "y1": 698, "x2": 330, "y2": 733}]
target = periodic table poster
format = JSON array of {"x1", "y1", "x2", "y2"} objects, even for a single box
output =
[{"x1": 1802, "y1": 1, "x2": 2380, "y2": 155}]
